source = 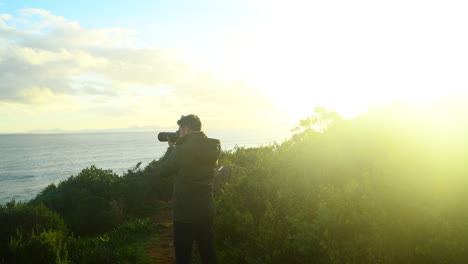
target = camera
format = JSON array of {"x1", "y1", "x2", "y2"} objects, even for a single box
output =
[{"x1": 158, "y1": 131, "x2": 179, "y2": 142}]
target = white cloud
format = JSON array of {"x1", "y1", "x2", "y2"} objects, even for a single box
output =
[
  {"x1": 0, "y1": 14, "x2": 12, "y2": 21},
  {"x1": 0, "y1": 12, "x2": 16, "y2": 34},
  {"x1": 0, "y1": 9, "x2": 280, "y2": 132},
  {"x1": 0, "y1": 9, "x2": 241, "y2": 99},
  {"x1": 18, "y1": 8, "x2": 73, "y2": 29}
]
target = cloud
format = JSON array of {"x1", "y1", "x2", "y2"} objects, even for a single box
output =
[
  {"x1": 0, "y1": 9, "x2": 249, "y2": 100},
  {"x1": 0, "y1": 14, "x2": 11, "y2": 20},
  {"x1": 0, "y1": 12, "x2": 18, "y2": 37},
  {"x1": 0, "y1": 9, "x2": 140, "y2": 103},
  {"x1": 0, "y1": 9, "x2": 278, "y2": 131},
  {"x1": 18, "y1": 8, "x2": 73, "y2": 29}
]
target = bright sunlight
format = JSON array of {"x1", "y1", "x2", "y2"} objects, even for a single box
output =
[
  {"x1": 2, "y1": 1, "x2": 468, "y2": 264},
  {"x1": 187, "y1": 0, "x2": 468, "y2": 122}
]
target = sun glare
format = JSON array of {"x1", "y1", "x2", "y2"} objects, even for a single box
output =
[{"x1": 182, "y1": 0, "x2": 468, "y2": 124}]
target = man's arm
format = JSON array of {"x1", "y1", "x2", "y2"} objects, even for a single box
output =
[{"x1": 155, "y1": 145, "x2": 180, "y2": 177}]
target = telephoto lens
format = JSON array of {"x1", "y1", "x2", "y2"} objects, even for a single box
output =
[{"x1": 158, "y1": 132, "x2": 179, "y2": 142}]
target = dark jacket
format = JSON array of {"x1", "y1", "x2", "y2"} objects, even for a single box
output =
[{"x1": 156, "y1": 131, "x2": 221, "y2": 223}]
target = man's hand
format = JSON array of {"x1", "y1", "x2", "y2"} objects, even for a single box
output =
[{"x1": 167, "y1": 136, "x2": 176, "y2": 147}]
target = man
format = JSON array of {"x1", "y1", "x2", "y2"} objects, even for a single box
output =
[{"x1": 156, "y1": 114, "x2": 221, "y2": 264}]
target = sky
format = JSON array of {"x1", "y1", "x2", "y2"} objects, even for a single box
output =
[{"x1": 0, "y1": 0, "x2": 467, "y2": 133}]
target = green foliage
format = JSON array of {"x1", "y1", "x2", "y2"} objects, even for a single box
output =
[
  {"x1": 293, "y1": 107, "x2": 344, "y2": 133},
  {"x1": 9, "y1": 229, "x2": 69, "y2": 264},
  {"x1": 31, "y1": 165, "x2": 124, "y2": 236},
  {"x1": 119, "y1": 160, "x2": 172, "y2": 216},
  {"x1": 9, "y1": 162, "x2": 166, "y2": 263},
  {"x1": 215, "y1": 100, "x2": 468, "y2": 264},
  {"x1": 68, "y1": 218, "x2": 157, "y2": 264},
  {"x1": 31, "y1": 164, "x2": 164, "y2": 236},
  {"x1": 0, "y1": 201, "x2": 69, "y2": 263},
  {"x1": 0, "y1": 201, "x2": 159, "y2": 264}
]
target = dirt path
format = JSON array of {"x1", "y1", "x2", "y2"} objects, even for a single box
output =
[{"x1": 147, "y1": 207, "x2": 174, "y2": 264}]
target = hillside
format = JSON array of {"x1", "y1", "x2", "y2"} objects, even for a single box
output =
[{"x1": 1, "y1": 98, "x2": 468, "y2": 263}]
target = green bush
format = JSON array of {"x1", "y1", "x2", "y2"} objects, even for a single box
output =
[
  {"x1": 9, "y1": 229, "x2": 69, "y2": 264},
  {"x1": 68, "y1": 218, "x2": 157, "y2": 264},
  {"x1": 31, "y1": 166, "x2": 125, "y2": 236},
  {"x1": 31, "y1": 163, "x2": 167, "y2": 236},
  {"x1": 118, "y1": 160, "x2": 170, "y2": 217},
  {"x1": 215, "y1": 101, "x2": 468, "y2": 263},
  {"x1": 0, "y1": 201, "x2": 69, "y2": 263}
]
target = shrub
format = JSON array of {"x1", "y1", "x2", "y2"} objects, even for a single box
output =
[
  {"x1": 31, "y1": 166, "x2": 125, "y2": 236},
  {"x1": 0, "y1": 201, "x2": 68, "y2": 263},
  {"x1": 68, "y1": 218, "x2": 157, "y2": 264},
  {"x1": 9, "y1": 229, "x2": 69, "y2": 264},
  {"x1": 215, "y1": 101, "x2": 468, "y2": 263}
]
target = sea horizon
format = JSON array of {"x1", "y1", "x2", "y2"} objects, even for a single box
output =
[{"x1": 0, "y1": 129, "x2": 292, "y2": 205}]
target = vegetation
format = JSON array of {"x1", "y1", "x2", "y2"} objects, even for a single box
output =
[
  {"x1": 0, "y1": 161, "x2": 166, "y2": 263},
  {"x1": 1, "y1": 98, "x2": 467, "y2": 263},
  {"x1": 214, "y1": 99, "x2": 468, "y2": 263},
  {"x1": 67, "y1": 218, "x2": 157, "y2": 264},
  {"x1": 0, "y1": 201, "x2": 68, "y2": 264},
  {"x1": 29, "y1": 163, "x2": 166, "y2": 236}
]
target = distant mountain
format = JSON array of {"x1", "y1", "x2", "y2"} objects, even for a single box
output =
[{"x1": 24, "y1": 125, "x2": 170, "y2": 134}]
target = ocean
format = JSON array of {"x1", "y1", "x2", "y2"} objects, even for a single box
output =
[{"x1": 0, "y1": 130, "x2": 291, "y2": 205}]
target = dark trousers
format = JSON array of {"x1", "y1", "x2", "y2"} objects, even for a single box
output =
[{"x1": 173, "y1": 220, "x2": 217, "y2": 264}]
